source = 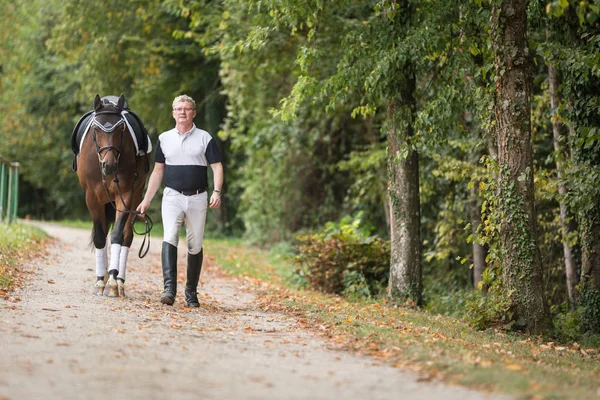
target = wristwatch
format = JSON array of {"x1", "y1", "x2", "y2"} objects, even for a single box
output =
[{"x1": 214, "y1": 189, "x2": 221, "y2": 195}]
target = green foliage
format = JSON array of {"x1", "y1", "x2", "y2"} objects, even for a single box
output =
[
  {"x1": 337, "y1": 142, "x2": 389, "y2": 238},
  {"x1": 465, "y1": 286, "x2": 515, "y2": 331},
  {"x1": 294, "y1": 214, "x2": 390, "y2": 298},
  {"x1": 341, "y1": 270, "x2": 373, "y2": 300},
  {"x1": 424, "y1": 288, "x2": 480, "y2": 318},
  {"x1": 545, "y1": 0, "x2": 599, "y2": 25},
  {"x1": 553, "y1": 308, "x2": 581, "y2": 342}
]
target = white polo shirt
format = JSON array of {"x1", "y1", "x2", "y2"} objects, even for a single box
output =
[{"x1": 154, "y1": 124, "x2": 221, "y2": 192}]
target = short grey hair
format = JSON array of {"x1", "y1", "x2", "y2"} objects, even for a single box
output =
[{"x1": 172, "y1": 94, "x2": 196, "y2": 109}]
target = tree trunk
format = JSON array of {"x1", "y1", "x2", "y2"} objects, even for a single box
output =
[
  {"x1": 491, "y1": 0, "x2": 552, "y2": 333},
  {"x1": 470, "y1": 184, "x2": 487, "y2": 290},
  {"x1": 580, "y1": 216, "x2": 600, "y2": 289},
  {"x1": 386, "y1": 69, "x2": 422, "y2": 305},
  {"x1": 546, "y1": 34, "x2": 578, "y2": 305},
  {"x1": 383, "y1": 191, "x2": 391, "y2": 236}
]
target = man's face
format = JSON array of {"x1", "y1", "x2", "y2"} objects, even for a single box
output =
[{"x1": 172, "y1": 101, "x2": 196, "y2": 124}]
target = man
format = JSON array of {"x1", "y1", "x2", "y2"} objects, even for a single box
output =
[{"x1": 136, "y1": 95, "x2": 223, "y2": 307}]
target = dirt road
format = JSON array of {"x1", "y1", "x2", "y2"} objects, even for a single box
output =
[{"x1": 0, "y1": 222, "x2": 507, "y2": 400}]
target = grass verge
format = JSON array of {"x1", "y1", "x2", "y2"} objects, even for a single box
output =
[
  {"x1": 205, "y1": 238, "x2": 600, "y2": 400},
  {"x1": 0, "y1": 222, "x2": 48, "y2": 293}
]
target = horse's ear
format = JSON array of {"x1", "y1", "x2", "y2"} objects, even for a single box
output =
[
  {"x1": 117, "y1": 94, "x2": 126, "y2": 110},
  {"x1": 93, "y1": 94, "x2": 102, "y2": 111}
]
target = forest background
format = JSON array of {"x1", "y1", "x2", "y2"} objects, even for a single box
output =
[{"x1": 0, "y1": 0, "x2": 599, "y2": 339}]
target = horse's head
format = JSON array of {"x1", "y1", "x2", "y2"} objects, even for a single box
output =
[{"x1": 91, "y1": 94, "x2": 128, "y2": 177}]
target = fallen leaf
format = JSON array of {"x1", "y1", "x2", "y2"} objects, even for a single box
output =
[
  {"x1": 504, "y1": 363, "x2": 524, "y2": 371},
  {"x1": 21, "y1": 333, "x2": 40, "y2": 339}
]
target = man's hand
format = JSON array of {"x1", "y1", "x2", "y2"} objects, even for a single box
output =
[
  {"x1": 209, "y1": 192, "x2": 221, "y2": 209},
  {"x1": 136, "y1": 199, "x2": 150, "y2": 215}
]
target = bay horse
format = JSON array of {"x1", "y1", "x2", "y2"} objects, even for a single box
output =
[{"x1": 75, "y1": 94, "x2": 150, "y2": 297}]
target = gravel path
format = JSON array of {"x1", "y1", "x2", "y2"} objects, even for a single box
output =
[{"x1": 0, "y1": 222, "x2": 508, "y2": 400}]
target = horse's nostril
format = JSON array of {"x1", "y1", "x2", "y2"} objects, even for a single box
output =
[{"x1": 102, "y1": 162, "x2": 117, "y2": 176}]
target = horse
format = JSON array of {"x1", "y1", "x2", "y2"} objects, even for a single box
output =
[{"x1": 74, "y1": 94, "x2": 151, "y2": 297}]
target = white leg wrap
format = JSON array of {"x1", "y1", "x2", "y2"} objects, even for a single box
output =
[
  {"x1": 118, "y1": 246, "x2": 129, "y2": 281},
  {"x1": 95, "y1": 245, "x2": 108, "y2": 277},
  {"x1": 109, "y1": 243, "x2": 122, "y2": 274}
]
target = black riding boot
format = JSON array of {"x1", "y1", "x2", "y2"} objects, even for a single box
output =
[
  {"x1": 161, "y1": 242, "x2": 178, "y2": 305},
  {"x1": 184, "y1": 249, "x2": 203, "y2": 307}
]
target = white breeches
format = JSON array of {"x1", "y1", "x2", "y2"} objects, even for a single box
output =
[{"x1": 161, "y1": 187, "x2": 208, "y2": 255}]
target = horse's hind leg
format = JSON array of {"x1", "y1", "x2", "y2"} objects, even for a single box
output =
[{"x1": 116, "y1": 246, "x2": 129, "y2": 297}]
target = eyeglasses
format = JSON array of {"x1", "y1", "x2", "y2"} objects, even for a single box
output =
[{"x1": 173, "y1": 108, "x2": 195, "y2": 113}]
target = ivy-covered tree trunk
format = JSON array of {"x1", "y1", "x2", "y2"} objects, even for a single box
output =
[
  {"x1": 491, "y1": 0, "x2": 552, "y2": 333},
  {"x1": 572, "y1": 80, "x2": 600, "y2": 292},
  {"x1": 547, "y1": 47, "x2": 578, "y2": 305},
  {"x1": 580, "y1": 215, "x2": 600, "y2": 288},
  {"x1": 386, "y1": 70, "x2": 422, "y2": 305}
]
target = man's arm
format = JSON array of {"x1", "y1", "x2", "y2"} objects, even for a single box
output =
[
  {"x1": 136, "y1": 162, "x2": 165, "y2": 214},
  {"x1": 209, "y1": 162, "x2": 223, "y2": 209}
]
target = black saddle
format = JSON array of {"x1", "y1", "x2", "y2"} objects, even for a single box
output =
[{"x1": 71, "y1": 94, "x2": 151, "y2": 171}]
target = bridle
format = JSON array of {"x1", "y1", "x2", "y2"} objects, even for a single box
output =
[
  {"x1": 91, "y1": 107, "x2": 153, "y2": 258},
  {"x1": 92, "y1": 115, "x2": 124, "y2": 166}
]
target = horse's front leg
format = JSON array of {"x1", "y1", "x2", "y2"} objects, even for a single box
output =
[
  {"x1": 94, "y1": 241, "x2": 108, "y2": 295},
  {"x1": 104, "y1": 210, "x2": 129, "y2": 297},
  {"x1": 113, "y1": 182, "x2": 144, "y2": 297},
  {"x1": 116, "y1": 210, "x2": 138, "y2": 297},
  {"x1": 87, "y1": 201, "x2": 109, "y2": 296}
]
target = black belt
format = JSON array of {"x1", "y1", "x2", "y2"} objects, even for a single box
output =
[{"x1": 177, "y1": 189, "x2": 205, "y2": 196}]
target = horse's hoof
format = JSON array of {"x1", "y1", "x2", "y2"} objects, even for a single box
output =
[
  {"x1": 103, "y1": 277, "x2": 119, "y2": 297},
  {"x1": 117, "y1": 280, "x2": 125, "y2": 297},
  {"x1": 93, "y1": 280, "x2": 105, "y2": 296}
]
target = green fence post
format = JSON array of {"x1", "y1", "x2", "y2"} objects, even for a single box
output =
[
  {"x1": 7, "y1": 164, "x2": 13, "y2": 224},
  {"x1": 9, "y1": 163, "x2": 19, "y2": 224},
  {"x1": 0, "y1": 161, "x2": 6, "y2": 222}
]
